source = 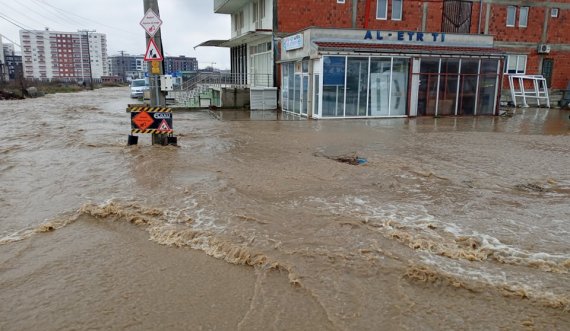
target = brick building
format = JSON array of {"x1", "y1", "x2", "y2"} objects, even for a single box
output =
[{"x1": 209, "y1": 0, "x2": 569, "y2": 117}]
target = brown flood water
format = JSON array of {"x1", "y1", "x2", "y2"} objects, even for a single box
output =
[{"x1": 1, "y1": 87, "x2": 569, "y2": 330}]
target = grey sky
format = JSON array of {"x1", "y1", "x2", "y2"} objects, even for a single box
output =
[{"x1": 0, "y1": 0, "x2": 231, "y2": 69}]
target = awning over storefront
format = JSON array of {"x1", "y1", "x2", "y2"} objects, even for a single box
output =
[
  {"x1": 194, "y1": 40, "x2": 228, "y2": 49},
  {"x1": 314, "y1": 42, "x2": 505, "y2": 57},
  {"x1": 195, "y1": 31, "x2": 272, "y2": 49}
]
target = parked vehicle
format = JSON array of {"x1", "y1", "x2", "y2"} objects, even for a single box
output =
[{"x1": 130, "y1": 79, "x2": 149, "y2": 98}]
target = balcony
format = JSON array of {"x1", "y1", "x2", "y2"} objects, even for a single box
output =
[{"x1": 214, "y1": 0, "x2": 249, "y2": 14}]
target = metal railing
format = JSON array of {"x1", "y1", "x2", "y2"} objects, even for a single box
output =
[
  {"x1": 177, "y1": 72, "x2": 273, "y2": 91},
  {"x1": 508, "y1": 74, "x2": 550, "y2": 108},
  {"x1": 170, "y1": 72, "x2": 273, "y2": 107}
]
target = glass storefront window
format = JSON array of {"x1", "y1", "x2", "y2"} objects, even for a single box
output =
[
  {"x1": 293, "y1": 74, "x2": 301, "y2": 114},
  {"x1": 437, "y1": 59, "x2": 460, "y2": 116},
  {"x1": 314, "y1": 74, "x2": 320, "y2": 117},
  {"x1": 346, "y1": 58, "x2": 369, "y2": 117},
  {"x1": 418, "y1": 59, "x2": 440, "y2": 116},
  {"x1": 478, "y1": 59, "x2": 499, "y2": 115},
  {"x1": 391, "y1": 58, "x2": 408, "y2": 116},
  {"x1": 323, "y1": 56, "x2": 346, "y2": 117},
  {"x1": 287, "y1": 63, "x2": 295, "y2": 112},
  {"x1": 459, "y1": 59, "x2": 479, "y2": 115},
  {"x1": 369, "y1": 58, "x2": 392, "y2": 116}
]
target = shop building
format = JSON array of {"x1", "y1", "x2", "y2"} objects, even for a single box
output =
[
  {"x1": 280, "y1": 28, "x2": 504, "y2": 118},
  {"x1": 207, "y1": 0, "x2": 570, "y2": 116}
]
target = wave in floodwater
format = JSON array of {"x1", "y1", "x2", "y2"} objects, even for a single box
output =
[
  {"x1": 305, "y1": 196, "x2": 570, "y2": 274},
  {"x1": 2, "y1": 198, "x2": 568, "y2": 312},
  {"x1": 0, "y1": 200, "x2": 292, "y2": 275}
]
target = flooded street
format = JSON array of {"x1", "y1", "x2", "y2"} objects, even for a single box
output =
[{"x1": 1, "y1": 87, "x2": 569, "y2": 330}]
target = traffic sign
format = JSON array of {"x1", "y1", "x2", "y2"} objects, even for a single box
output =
[
  {"x1": 157, "y1": 119, "x2": 171, "y2": 132},
  {"x1": 132, "y1": 111, "x2": 154, "y2": 130},
  {"x1": 144, "y1": 38, "x2": 163, "y2": 61},
  {"x1": 151, "y1": 61, "x2": 160, "y2": 74},
  {"x1": 129, "y1": 106, "x2": 173, "y2": 134},
  {"x1": 140, "y1": 9, "x2": 162, "y2": 37}
]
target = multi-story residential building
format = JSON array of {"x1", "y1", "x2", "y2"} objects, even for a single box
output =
[
  {"x1": 0, "y1": 38, "x2": 5, "y2": 81},
  {"x1": 108, "y1": 54, "x2": 198, "y2": 81},
  {"x1": 0, "y1": 40, "x2": 22, "y2": 81},
  {"x1": 19, "y1": 28, "x2": 108, "y2": 81},
  {"x1": 5, "y1": 54, "x2": 23, "y2": 81},
  {"x1": 206, "y1": 0, "x2": 570, "y2": 118},
  {"x1": 3, "y1": 43, "x2": 16, "y2": 57},
  {"x1": 164, "y1": 56, "x2": 199, "y2": 74},
  {"x1": 108, "y1": 53, "x2": 144, "y2": 81}
]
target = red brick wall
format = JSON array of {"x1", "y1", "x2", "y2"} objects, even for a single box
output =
[
  {"x1": 547, "y1": 8, "x2": 570, "y2": 43},
  {"x1": 425, "y1": 2, "x2": 443, "y2": 32},
  {"x1": 276, "y1": 0, "x2": 570, "y2": 89},
  {"x1": 365, "y1": 0, "x2": 423, "y2": 31},
  {"x1": 488, "y1": 5, "x2": 545, "y2": 43},
  {"x1": 277, "y1": 0, "x2": 353, "y2": 33}
]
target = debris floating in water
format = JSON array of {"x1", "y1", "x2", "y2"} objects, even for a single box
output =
[{"x1": 314, "y1": 152, "x2": 367, "y2": 165}]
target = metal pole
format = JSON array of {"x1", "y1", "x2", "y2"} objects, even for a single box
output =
[{"x1": 143, "y1": 0, "x2": 167, "y2": 145}]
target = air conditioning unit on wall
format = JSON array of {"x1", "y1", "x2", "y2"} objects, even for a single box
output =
[{"x1": 538, "y1": 44, "x2": 551, "y2": 54}]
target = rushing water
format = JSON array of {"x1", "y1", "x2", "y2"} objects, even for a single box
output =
[{"x1": 1, "y1": 87, "x2": 569, "y2": 330}]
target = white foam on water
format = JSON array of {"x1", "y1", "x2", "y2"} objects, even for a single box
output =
[{"x1": 304, "y1": 195, "x2": 570, "y2": 273}]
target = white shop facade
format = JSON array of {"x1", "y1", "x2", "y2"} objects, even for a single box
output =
[{"x1": 279, "y1": 28, "x2": 505, "y2": 119}]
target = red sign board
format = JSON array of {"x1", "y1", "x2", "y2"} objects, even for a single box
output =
[{"x1": 132, "y1": 111, "x2": 154, "y2": 130}]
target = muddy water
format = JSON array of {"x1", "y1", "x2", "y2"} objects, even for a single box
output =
[{"x1": 1, "y1": 87, "x2": 569, "y2": 330}]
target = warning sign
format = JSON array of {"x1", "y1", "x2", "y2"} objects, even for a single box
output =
[
  {"x1": 132, "y1": 111, "x2": 154, "y2": 130},
  {"x1": 130, "y1": 110, "x2": 173, "y2": 134},
  {"x1": 140, "y1": 9, "x2": 162, "y2": 37},
  {"x1": 144, "y1": 38, "x2": 163, "y2": 61},
  {"x1": 157, "y1": 119, "x2": 171, "y2": 132}
]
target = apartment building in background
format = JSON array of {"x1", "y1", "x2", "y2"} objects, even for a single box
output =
[
  {"x1": 108, "y1": 54, "x2": 199, "y2": 82},
  {"x1": 19, "y1": 28, "x2": 108, "y2": 81},
  {"x1": 205, "y1": 0, "x2": 570, "y2": 118},
  {"x1": 108, "y1": 53, "x2": 145, "y2": 81}
]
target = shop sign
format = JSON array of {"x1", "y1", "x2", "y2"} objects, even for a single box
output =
[
  {"x1": 365, "y1": 30, "x2": 446, "y2": 43},
  {"x1": 284, "y1": 34, "x2": 304, "y2": 51}
]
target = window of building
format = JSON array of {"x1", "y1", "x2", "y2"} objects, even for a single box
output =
[
  {"x1": 519, "y1": 7, "x2": 529, "y2": 27},
  {"x1": 337, "y1": 0, "x2": 345, "y2": 3},
  {"x1": 505, "y1": 55, "x2": 527, "y2": 74},
  {"x1": 260, "y1": 0, "x2": 265, "y2": 18},
  {"x1": 551, "y1": 8, "x2": 559, "y2": 18},
  {"x1": 506, "y1": 6, "x2": 516, "y2": 27},
  {"x1": 377, "y1": 0, "x2": 388, "y2": 20},
  {"x1": 377, "y1": 0, "x2": 402, "y2": 20},
  {"x1": 392, "y1": 0, "x2": 403, "y2": 20}
]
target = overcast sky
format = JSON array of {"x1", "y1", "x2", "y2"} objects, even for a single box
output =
[{"x1": 0, "y1": 0, "x2": 231, "y2": 69}]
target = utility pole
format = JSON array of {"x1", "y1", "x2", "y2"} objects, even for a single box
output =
[
  {"x1": 143, "y1": 0, "x2": 167, "y2": 145},
  {"x1": 79, "y1": 29, "x2": 96, "y2": 90}
]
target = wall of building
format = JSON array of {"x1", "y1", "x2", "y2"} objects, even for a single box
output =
[{"x1": 275, "y1": 0, "x2": 570, "y2": 89}]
